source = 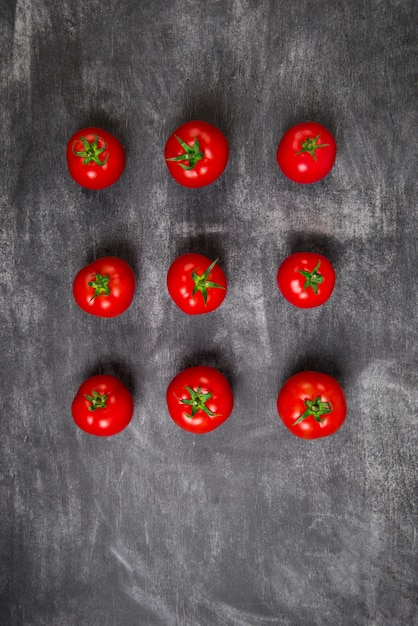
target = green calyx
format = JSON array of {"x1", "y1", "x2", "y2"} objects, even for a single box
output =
[
  {"x1": 166, "y1": 135, "x2": 204, "y2": 170},
  {"x1": 298, "y1": 261, "x2": 324, "y2": 295},
  {"x1": 295, "y1": 134, "x2": 329, "y2": 161},
  {"x1": 72, "y1": 135, "x2": 109, "y2": 166},
  {"x1": 88, "y1": 273, "x2": 110, "y2": 301},
  {"x1": 293, "y1": 396, "x2": 332, "y2": 425},
  {"x1": 85, "y1": 390, "x2": 107, "y2": 412},
  {"x1": 191, "y1": 259, "x2": 225, "y2": 305},
  {"x1": 179, "y1": 386, "x2": 220, "y2": 418}
]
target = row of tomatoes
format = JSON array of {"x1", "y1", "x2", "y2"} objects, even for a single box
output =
[
  {"x1": 73, "y1": 252, "x2": 336, "y2": 318},
  {"x1": 66, "y1": 120, "x2": 337, "y2": 190},
  {"x1": 73, "y1": 369, "x2": 347, "y2": 440},
  {"x1": 71, "y1": 253, "x2": 346, "y2": 440}
]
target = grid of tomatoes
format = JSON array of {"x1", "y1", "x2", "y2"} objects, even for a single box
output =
[{"x1": 68, "y1": 120, "x2": 346, "y2": 440}]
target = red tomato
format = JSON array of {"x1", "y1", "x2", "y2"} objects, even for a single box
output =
[
  {"x1": 73, "y1": 256, "x2": 136, "y2": 318},
  {"x1": 165, "y1": 120, "x2": 229, "y2": 188},
  {"x1": 277, "y1": 371, "x2": 347, "y2": 439},
  {"x1": 277, "y1": 252, "x2": 335, "y2": 308},
  {"x1": 71, "y1": 374, "x2": 134, "y2": 436},
  {"x1": 167, "y1": 253, "x2": 227, "y2": 315},
  {"x1": 66, "y1": 127, "x2": 125, "y2": 189},
  {"x1": 166, "y1": 366, "x2": 234, "y2": 434},
  {"x1": 276, "y1": 122, "x2": 336, "y2": 184}
]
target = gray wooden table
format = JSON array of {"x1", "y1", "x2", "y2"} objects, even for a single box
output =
[{"x1": 1, "y1": 1, "x2": 417, "y2": 624}]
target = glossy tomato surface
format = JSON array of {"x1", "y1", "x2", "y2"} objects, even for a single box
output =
[
  {"x1": 277, "y1": 252, "x2": 335, "y2": 308},
  {"x1": 66, "y1": 127, "x2": 125, "y2": 189},
  {"x1": 165, "y1": 120, "x2": 229, "y2": 188},
  {"x1": 167, "y1": 253, "x2": 227, "y2": 315},
  {"x1": 73, "y1": 256, "x2": 136, "y2": 318},
  {"x1": 71, "y1": 374, "x2": 134, "y2": 436},
  {"x1": 166, "y1": 366, "x2": 234, "y2": 433},
  {"x1": 277, "y1": 371, "x2": 347, "y2": 439},
  {"x1": 276, "y1": 122, "x2": 336, "y2": 184}
]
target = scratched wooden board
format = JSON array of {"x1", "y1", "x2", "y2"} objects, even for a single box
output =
[{"x1": 0, "y1": 1, "x2": 417, "y2": 625}]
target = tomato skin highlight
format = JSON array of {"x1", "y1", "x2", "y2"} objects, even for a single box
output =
[
  {"x1": 71, "y1": 374, "x2": 134, "y2": 436},
  {"x1": 277, "y1": 252, "x2": 335, "y2": 308},
  {"x1": 72, "y1": 256, "x2": 136, "y2": 318},
  {"x1": 166, "y1": 366, "x2": 234, "y2": 434},
  {"x1": 165, "y1": 120, "x2": 229, "y2": 188},
  {"x1": 277, "y1": 371, "x2": 347, "y2": 439},
  {"x1": 66, "y1": 127, "x2": 125, "y2": 189},
  {"x1": 167, "y1": 253, "x2": 227, "y2": 315},
  {"x1": 276, "y1": 122, "x2": 336, "y2": 184}
]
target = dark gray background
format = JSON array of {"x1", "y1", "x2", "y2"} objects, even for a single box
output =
[{"x1": 1, "y1": 1, "x2": 417, "y2": 625}]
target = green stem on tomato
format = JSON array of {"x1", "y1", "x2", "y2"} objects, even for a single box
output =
[
  {"x1": 88, "y1": 273, "x2": 110, "y2": 301},
  {"x1": 85, "y1": 390, "x2": 107, "y2": 412},
  {"x1": 191, "y1": 258, "x2": 225, "y2": 305},
  {"x1": 295, "y1": 134, "x2": 329, "y2": 161},
  {"x1": 72, "y1": 135, "x2": 109, "y2": 166},
  {"x1": 166, "y1": 136, "x2": 204, "y2": 170},
  {"x1": 177, "y1": 387, "x2": 220, "y2": 418},
  {"x1": 298, "y1": 261, "x2": 324, "y2": 295},
  {"x1": 293, "y1": 396, "x2": 332, "y2": 425}
]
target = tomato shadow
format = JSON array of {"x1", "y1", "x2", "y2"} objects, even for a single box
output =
[
  {"x1": 177, "y1": 349, "x2": 237, "y2": 390},
  {"x1": 163, "y1": 82, "x2": 235, "y2": 194},
  {"x1": 83, "y1": 240, "x2": 142, "y2": 282},
  {"x1": 78, "y1": 109, "x2": 127, "y2": 146},
  {"x1": 165, "y1": 87, "x2": 232, "y2": 140},
  {"x1": 275, "y1": 104, "x2": 338, "y2": 147},
  {"x1": 281, "y1": 232, "x2": 343, "y2": 266},
  {"x1": 81, "y1": 358, "x2": 137, "y2": 398},
  {"x1": 172, "y1": 233, "x2": 228, "y2": 265},
  {"x1": 279, "y1": 352, "x2": 347, "y2": 387}
]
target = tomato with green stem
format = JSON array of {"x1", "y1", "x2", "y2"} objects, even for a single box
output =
[
  {"x1": 277, "y1": 371, "x2": 347, "y2": 439},
  {"x1": 166, "y1": 366, "x2": 234, "y2": 433},
  {"x1": 73, "y1": 256, "x2": 136, "y2": 318},
  {"x1": 167, "y1": 253, "x2": 227, "y2": 315},
  {"x1": 277, "y1": 252, "x2": 335, "y2": 308},
  {"x1": 276, "y1": 122, "x2": 336, "y2": 184},
  {"x1": 165, "y1": 120, "x2": 229, "y2": 188},
  {"x1": 66, "y1": 127, "x2": 125, "y2": 189},
  {"x1": 71, "y1": 374, "x2": 134, "y2": 436}
]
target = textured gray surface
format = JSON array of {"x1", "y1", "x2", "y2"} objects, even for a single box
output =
[{"x1": 1, "y1": 1, "x2": 417, "y2": 625}]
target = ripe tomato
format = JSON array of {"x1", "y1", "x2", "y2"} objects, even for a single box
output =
[
  {"x1": 276, "y1": 122, "x2": 336, "y2": 184},
  {"x1": 71, "y1": 374, "x2": 134, "y2": 436},
  {"x1": 166, "y1": 366, "x2": 234, "y2": 434},
  {"x1": 277, "y1": 252, "x2": 335, "y2": 308},
  {"x1": 277, "y1": 371, "x2": 347, "y2": 439},
  {"x1": 73, "y1": 256, "x2": 136, "y2": 318},
  {"x1": 167, "y1": 253, "x2": 227, "y2": 315},
  {"x1": 165, "y1": 120, "x2": 229, "y2": 188},
  {"x1": 66, "y1": 127, "x2": 125, "y2": 189}
]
